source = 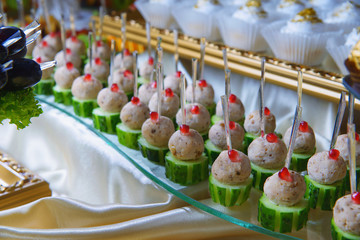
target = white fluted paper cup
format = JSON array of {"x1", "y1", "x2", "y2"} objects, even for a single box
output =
[
  {"x1": 135, "y1": 0, "x2": 178, "y2": 29},
  {"x1": 326, "y1": 36, "x2": 351, "y2": 75},
  {"x1": 261, "y1": 21, "x2": 341, "y2": 66},
  {"x1": 217, "y1": 8, "x2": 278, "y2": 52},
  {"x1": 171, "y1": 2, "x2": 221, "y2": 41}
]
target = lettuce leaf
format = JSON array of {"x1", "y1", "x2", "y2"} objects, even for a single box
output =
[{"x1": 0, "y1": 88, "x2": 43, "y2": 129}]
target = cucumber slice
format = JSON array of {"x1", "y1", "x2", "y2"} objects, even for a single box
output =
[
  {"x1": 210, "y1": 115, "x2": 245, "y2": 127},
  {"x1": 72, "y1": 97, "x2": 98, "y2": 118},
  {"x1": 116, "y1": 122, "x2": 141, "y2": 150},
  {"x1": 165, "y1": 152, "x2": 209, "y2": 185},
  {"x1": 204, "y1": 139, "x2": 222, "y2": 166},
  {"x1": 33, "y1": 79, "x2": 55, "y2": 95},
  {"x1": 243, "y1": 132, "x2": 258, "y2": 154},
  {"x1": 251, "y1": 163, "x2": 279, "y2": 192},
  {"x1": 258, "y1": 194, "x2": 309, "y2": 233},
  {"x1": 304, "y1": 175, "x2": 345, "y2": 211},
  {"x1": 206, "y1": 102, "x2": 216, "y2": 116},
  {"x1": 331, "y1": 218, "x2": 360, "y2": 240},
  {"x1": 126, "y1": 91, "x2": 133, "y2": 102},
  {"x1": 344, "y1": 167, "x2": 360, "y2": 192},
  {"x1": 289, "y1": 148, "x2": 316, "y2": 172},
  {"x1": 92, "y1": 108, "x2": 120, "y2": 134},
  {"x1": 137, "y1": 76, "x2": 149, "y2": 85},
  {"x1": 209, "y1": 173, "x2": 253, "y2": 207},
  {"x1": 138, "y1": 136, "x2": 169, "y2": 165},
  {"x1": 53, "y1": 85, "x2": 73, "y2": 105}
]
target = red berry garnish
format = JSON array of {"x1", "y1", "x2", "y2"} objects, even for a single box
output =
[
  {"x1": 151, "y1": 81, "x2": 157, "y2": 88},
  {"x1": 35, "y1": 57, "x2": 42, "y2": 63},
  {"x1": 299, "y1": 121, "x2": 309, "y2": 132},
  {"x1": 66, "y1": 62, "x2": 74, "y2": 70},
  {"x1": 180, "y1": 124, "x2": 190, "y2": 135},
  {"x1": 264, "y1": 107, "x2": 270, "y2": 116},
  {"x1": 71, "y1": 36, "x2": 78, "y2": 42},
  {"x1": 150, "y1": 111, "x2": 159, "y2": 122},
  {"x1": 329, "y1": 149, "x2": 340, "y2": 160},
  {"x1": 190, "y1": 105, "x2": 200, "y2": 114},
  {"x1": 110, "y1": 83, "x2": 119, "y2": 92},
  {"x1": 176, "y1": 71, "x2": 181, "y2": 78},
  {"x1": 356, "y1": 132, "x2": 359, "y2": 141},
  {"x1": 50, "y1": 32, "x2": 56, "y2": 38},
  {"x1": 148, "y1": 57, "x2": 154, "y2": 65},
  {"x1": 95, "y1": 57, "x2": 102, "y2": 65},
  {"x1": 96, "y1": 40, "x2": 102, "y2": 47},
  {"x1": 198, "y1": 79, "x2": 207, "y2": 88},
  {"x1": 229, "y1": 94, "x2": 237, "y2": 103},
  {"x1": 84, "y1": 74, "x2": 92, "y2": 82},
  {"x1": 131, "y1": 96, "x2": 140, "y2": 105},
  {"x1": 124, "y1": 49, "x2": 131, "y2": 56},
  {"x1": 351, "y1": 192, "x2": 360, "y2": 204},
  {"x1": 42, "y1": 40, "x2": 48, "y2": 47},
  {"x1": 165, "y1": 88, "x2": 174, "y2": 97},
  {"x1": 266, "y1": 133, "x2": 278, "y2": 143},
  {"x1": 278, "y1": 167, "x2": 293, "y2": 182},
  {"x1": 229, "y1": 121, "x2": 236, "y2": 130},
  {"x1": 123, "y1": 70, "x2": 132, "y2": 78},
  {"x1": 228, "y1": 149, "x2": 241, "y2": 162},
  {"x1": 66, "y1": 48, "x2": 71, "y2": 55}
]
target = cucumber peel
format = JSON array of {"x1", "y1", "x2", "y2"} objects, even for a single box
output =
[
  {"x1": 33, "y1": 79, "x2": 55, "y2": 95},
  {"x1": 204, "y1": 139, "x2": 222, "y2": 166},
  {"x1": 72, "y1": 97, "x2": 98, "y2": 118},
  {"x1": 165, "y1": 152, "x2": 209, "y2": 185},
  {"x1": 53, "y1": 85, "x2": 72, "y2": 105},
  {"x1": 304, "y1": 175, "x2": 345, "y2": 211},
  {"x1": 92, "y1": 108, "x2": 120, "y2": 134},
  {"x1": 251, "y1": 162, "x2": 279, "y2": 191},
  {"x1": 258, "y1": 194, "x2": 309, "y2": 233},
  {"x1": 138, "y1": 135, "x2": 169, "y2": 165},
  {"x1": 209, "y1": 174, "x2": 253, "y2": 207},
  {"x1": 116, "y1": 122, "x2": 141, "y2": 150},
  {"x1": 289, "y1": 148, "x2": 316, "y2": 172}
]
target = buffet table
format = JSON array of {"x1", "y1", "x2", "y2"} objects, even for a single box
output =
[{"x1": 0, "y1": 50, "x2": 340, "y2": 239}]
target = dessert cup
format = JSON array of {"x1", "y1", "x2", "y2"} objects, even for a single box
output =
[
  {"x1": 171, "y1": 1, "x2": 222, "y2": 41},
  {"x1": 326, "y1": 36, "x2": 351, "y2": 75},
  {"x1": 135, "y1": 0, "x2": 178, "y2": 29},
  {"x1": 262, "y1": 20, "x2": 340, "y2": 66},
  {"x1": 217, "y1": 8, "x2": 278, "y2": 52}
]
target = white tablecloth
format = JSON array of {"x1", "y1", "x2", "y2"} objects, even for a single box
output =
[{"x1": 0, "y1": 55, "x2": 338, "y2": 239}]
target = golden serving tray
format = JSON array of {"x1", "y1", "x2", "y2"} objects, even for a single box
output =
[
  {"x1": 93, "y1": 14, "x2": 360, "y2": 109},
  {"x1": 0, "y1": 152, "x2": 51, "y2": 210}
]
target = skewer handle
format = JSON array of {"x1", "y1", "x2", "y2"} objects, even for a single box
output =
[
  {"x1": 348, "y1": 123, "x2": 357, "y2": 193},
  {"x1": 285, "y1": 105, "x2": 302, "y2": 169},
  {"x1": 192, "y1": 58, "x2": 197, "y2": 104},
  {"x1": 181, "y1": 73, "x2": 186, "y2": 125},
  {"x1": 173, "y1": 30, "x2": 179, "y2": 72},
  {"x1": 329, "y1": 91, "x2": 346, "y2": 150},
  {"x1": 199, "y1": 37, "x2": 206, "y2": 80},
  {"x1": 133, "y1": 51, "x2": 138, "y2": 98},
  {"x1": 221, "y1": 95, "x2": 232, "y2": 150}
]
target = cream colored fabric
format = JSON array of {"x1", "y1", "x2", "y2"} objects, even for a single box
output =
[{"x1": 0, "y1": 54, "x2": 337, "y2": 239}]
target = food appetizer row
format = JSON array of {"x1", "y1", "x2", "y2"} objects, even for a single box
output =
[{"x1": 30, "y1": 13, "x2": 359, "y2": 239}]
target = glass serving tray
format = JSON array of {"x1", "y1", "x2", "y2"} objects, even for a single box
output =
[{"x1": 35, "y1": 95, "x2": 333, "y2": 240}]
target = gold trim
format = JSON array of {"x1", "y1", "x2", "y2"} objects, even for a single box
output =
[
  {"x1": 94, "y1": 15, "x2": 360, "y2": 109},
  {"x1": 0, "y1": 152, "x2": 51, "y2": 210}
]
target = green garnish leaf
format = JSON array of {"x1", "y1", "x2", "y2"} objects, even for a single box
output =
[{"x1": 0, "y1": 88, "x2": 43, "y2": 129}]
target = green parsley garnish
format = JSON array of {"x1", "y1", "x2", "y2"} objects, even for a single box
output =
[{"x1": 0, "y1": 88, "x2": 42, "y2": 129}]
